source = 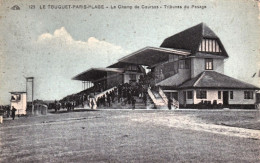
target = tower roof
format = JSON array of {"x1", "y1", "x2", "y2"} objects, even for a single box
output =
[{"x1": 160, "y1": 23, "x2": 228, "y2": 57}]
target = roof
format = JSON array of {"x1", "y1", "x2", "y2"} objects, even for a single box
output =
[
  {"x1": 156, "y1": 76, "x2": 183, "y2": 87},
  {"x1": 72, "y1": 68, "x2": 124, "y2": 81},
  {"x1": 107, "y1": 62, "x2": 130, "y2": 68},
  {"x1": 10, "y1": 92, "x2": 26, "y2": 94},
  {"x1": 107, "y1": 62, "x2": 146, "y2": 74},
  {"x1": 118, "y1": 46, "x2": 190, "y2": 67},
  {"x1": 179, "y1": 71, "x2": 260, "y2": 90},
  {"x1": 160, "y1": 23, "x2": 229, "y2": 58}
]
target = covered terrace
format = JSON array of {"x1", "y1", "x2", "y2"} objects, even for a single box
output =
[{"x1": 118, "y1": 46, "x2": 191, "y2": 67}]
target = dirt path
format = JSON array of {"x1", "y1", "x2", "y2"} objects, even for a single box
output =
[{"x1": 130, "y1": 112, "x2": 260, "y2": 140}]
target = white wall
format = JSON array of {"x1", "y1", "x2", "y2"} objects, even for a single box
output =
[
  {"x1": 10, "y1": 93, "x2": 27, "y2": 115},
  {"x1": 191, "y1": 58, "x2": 224, "y2": 78},
  {"x1": 192, "y1": 90, "x2": 256, "y2": 105},
  {"x1": 229, "y1": 90, "x2": 256, "y2": 105},
  {"x1": 193, "y1": 90, "x2": 222, "y2": 104}
]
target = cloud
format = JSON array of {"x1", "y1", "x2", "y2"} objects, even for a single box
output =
[
  {"x1": 37, "y1": 27, "x2": 126, "y2": 55},
  {"x1": 33, "y1": 27, "x2": 129, "y2": 99},
  {"x1": 0, "y1": 27, "x2": 130, "y2": 103},
  {"x1": 36, "y1": 27, "x2": 129, "y2": 70}
]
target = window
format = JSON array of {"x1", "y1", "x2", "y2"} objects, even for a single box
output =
[
  {"x1": 11, "y1": 94, "x2": 21, "y2": 101},
  {"x1": 179, "y1": 55, "x2": 185, "y2": 59},
  {"x1": 230, "y1": 91, "x2": 233, "y2": 99},
  {"x1": 179, "y1": 60, "x2": 185, "y2": 69},
  {"x1": 187, "y1": 91, "x2": 193, "y2": 99},
  {"x1": 169, "y1": 55, "x2": 174, "y2": 62},
  {"x1": 205, "y1": 58, "x2": 213, "y2": 70},
  {"x1": 196, "y1": 90, "x2": 207, "y2": 99},
  {"x1": 205, "y1": 39, "x2": 209, "y2": 51},
  {"x1": 185, "y1": 59, "x2": 190, "y2": 69},
  {"x1": 129, "y1": 74, "x2": 136, "y2": 82},
  {"x1": 244, "y1": 91, "x2": 253, "y2": 99},
  {"x1": 174, "y1": 61, "x2": 179, "y2": 73},
  {"x1": 212, "y1": 40, "x2": 215, "y2": 52},
  {"x1": 173, "y1": 55, "x2": 179, "y2": 61},
  {"x1": 127, "y1": 65, "x2": 138, "y2": 71},
  {"x1": 218, "y1": 91, "x2": 221, "y2": 99},
  {"x1": 209, "y1": 39, "x2": 212, "y2": 52},
  {"x1": 179, "y1": 59, "x2": 190, "y2": 69},
  {"x1": 198, "y1": 39, "x2": 222, "y2": 53}
]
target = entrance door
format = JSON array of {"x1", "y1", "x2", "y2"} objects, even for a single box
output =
[
  {"x1": 183, "y1": 91, "x2": 186, "y2": 105},
  {"x1": 172, "y1": 92, "x2": 178, "y2": 101},
  {"x1": 223, "y1": 91, "x2": 229, "y2": 105}
]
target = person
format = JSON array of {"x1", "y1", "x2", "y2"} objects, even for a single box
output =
[
  {"x1": 11, "y1": 106, "x2": 17, "y2": 120},
  {"x1": 71, "y1": 101, "x2": 75, "y2": 111},
  {"x1": 107, "y1": 95, "x2": 111, "y2": 107},
  {"x1": 96, "y1": 97, "x2": 100, "y2": 107},
  {"x1": 131, "y1": 97, "x2": 136, "y2": 110},
  {"x1": 168, "y1": 98, "x2": 173, "y2": 110},
  {"x1": 7, "y1": 106, "x2": 10, "y2": 118},
  {"x1": 54, "y1": 100, "x2": 58, "y2": 112},
  {"x1": 143, "y1": 93, "x2": 147, "y2": 106},
  {"x1": 127, "y1": 89, "x2": 132, "y2": 104},
  {"x1": 91, "y1": 99, "x2": 95, "y2": 109},
  {"x1": 81, "y1": 95, "x2": 84, "y2": 107}
]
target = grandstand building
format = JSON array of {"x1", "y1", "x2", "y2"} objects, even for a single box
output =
[{"x1": 73, "y1": 23, "x2": 259, "y2": 109}]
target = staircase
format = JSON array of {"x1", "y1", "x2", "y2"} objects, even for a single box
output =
[
  {"x1": 147, "y1": 87, "x2": 179, "y2": 109},
  {"x1": 82, "y1": 86, "x2": 179, "y2": 110},
  {"x1": 148, "y1": 88, "x2": 167, "y2": 109},
  {"x1": 159, "y1": 87, "x2": 179, "y2": 109}
]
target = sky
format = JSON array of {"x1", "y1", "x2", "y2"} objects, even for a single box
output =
[{"x1": 0, "y1": 0, "x2": 259, "y2": 105}]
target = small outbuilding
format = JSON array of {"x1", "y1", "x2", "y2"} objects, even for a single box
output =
[{"x1": 10, "y1": 92, "x2": 27, "y2": 115}]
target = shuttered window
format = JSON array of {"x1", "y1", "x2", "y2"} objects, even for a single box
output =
[
  {"x1": 196, "y1": 90, "x2": 207, "y2": 99},
  {"x1": 205, "y1": 58, "x2": 213, "y2": 70},
  {"x1": 198, "y1": 39, "x2": 222, "y2": 53}
]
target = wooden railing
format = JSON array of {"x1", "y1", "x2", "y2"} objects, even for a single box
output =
[
  {"x1": 148, "y1": 88, "x2": 167, "y2": 107},
  {"x1": 148, "y1": 88, "x2": 157, "y2": 105},
  {"x1": 94, "y1": 86, "x2": 117, "y2": 100},
  {"x1": 159, "y1": 87, "x2": 179, "y2": 109},
  {"x1": 172, "y1": 97, "x2": 179, "y2": 109},
  {"x1": 159, "y1": 87, "x2": 168, "y2": 105}
]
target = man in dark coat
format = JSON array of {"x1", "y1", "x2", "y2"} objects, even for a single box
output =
[
  {"x1": 7, "y1": 106, "x2": 10, "y2": 118},
  {"x1": 131, "y1": 97, "x2": 136, "y2": 110},
  {"x1": 168, "y1": 98, "x2": 173, "y2": 110},
  {"x1": 143, "y1": 93, "x2": 147, "y2": 106},
  {"x1": 11, "y1": 106, "x2": 17, "y2": 120},
  {"x1": 107, "y1": 95, "x2": 111, "y2": 107}
]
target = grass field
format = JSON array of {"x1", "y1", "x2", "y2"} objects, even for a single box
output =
[{"x1": 0, "y1": 109, "x2": 259, "y2": 162}]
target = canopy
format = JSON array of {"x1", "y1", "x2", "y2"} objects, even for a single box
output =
[
  {"x1": 118, "y1": 46, "x2": 190, "y2": 67},
  {"x1": 72, "y1": 68, "x2": 124, "y2": 81}
]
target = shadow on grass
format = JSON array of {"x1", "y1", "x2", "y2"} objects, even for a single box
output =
[{"x1": 48, "y1": 109, "x2": 99, "y2": 114}]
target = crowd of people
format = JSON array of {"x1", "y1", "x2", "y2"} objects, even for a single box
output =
[
  {"x1": 0, "y1": 105, "x2": 18, "y2": 120},
  {"x1": 0, "y1": 105, "x2": 10, "y2": 117},
  {"x1": 95, "y1": 82, "x2": 149, "y2": 109},
  {"x1": 51, "y1": 72, "x2": 175, "y2": 111}
]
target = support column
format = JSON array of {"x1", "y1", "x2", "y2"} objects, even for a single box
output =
[{"x1": 26, "y1": 77, "x2": 34, "y2": 115}]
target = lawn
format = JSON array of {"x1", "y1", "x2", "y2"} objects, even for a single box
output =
[{"x1": 0, "y1": 109, "x2": 259, "y2": 162}]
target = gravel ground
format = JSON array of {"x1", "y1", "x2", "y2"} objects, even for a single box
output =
[{"x1": 0, "y1": 109, "x2": 259, "y2": 162}]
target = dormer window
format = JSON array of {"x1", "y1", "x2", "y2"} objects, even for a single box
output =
[
  {"x1": 205, "y1": 58, "x2": 213, "y2": 70},
  {"x1": 199, "y1": 39, "x2": 222, "y2": 53},
  {"x1": 127, "y1": 65, "x2": 138, "y2": 71}
]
